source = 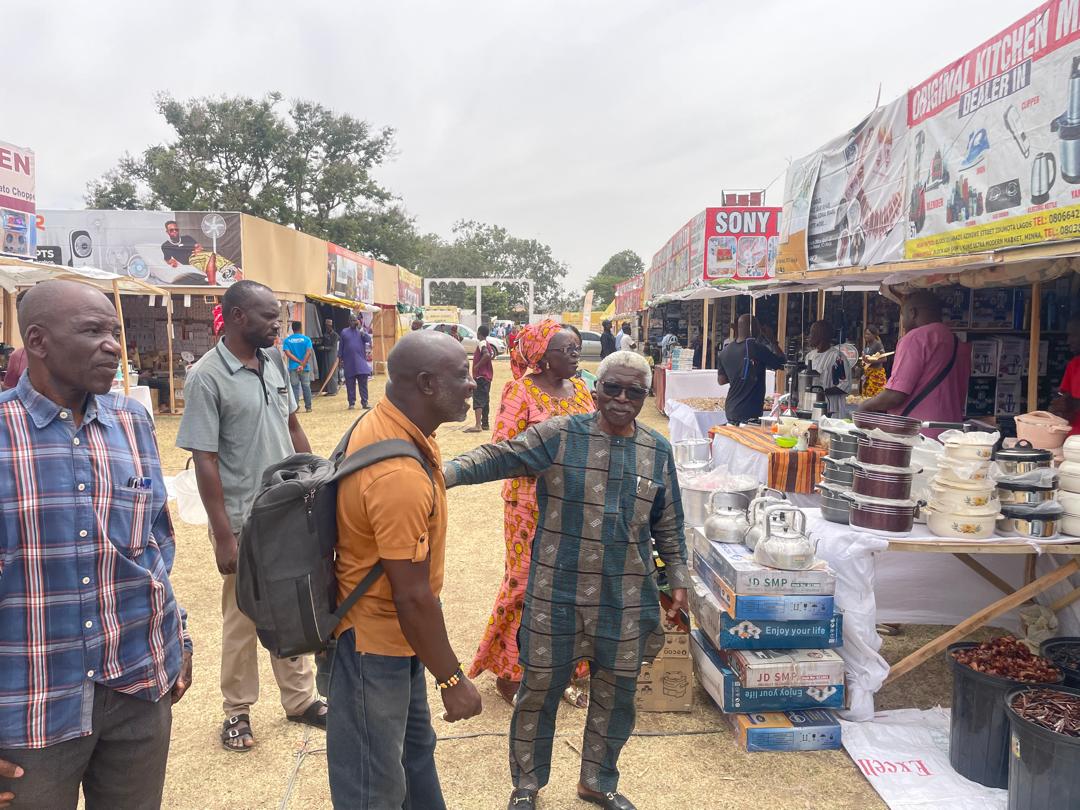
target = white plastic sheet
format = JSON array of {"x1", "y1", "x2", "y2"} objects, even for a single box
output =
[{"x1": 165, "y1": 469, "x2": 208, "y2": 526}]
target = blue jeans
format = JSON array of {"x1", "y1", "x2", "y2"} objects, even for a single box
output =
[
  {"x1": 327, "y1": 629, "x2": 444, "y2": 810},
  {"x1": 289, "y1": 368, "x2": 313, "y2": 410}
]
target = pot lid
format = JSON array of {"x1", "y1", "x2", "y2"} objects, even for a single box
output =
[
  {"x1": 993, "y1": 439, "x2": 1053, "y2": 462},
  {"x1": 1001, "y1": 503, "x2": 1065, "y2": 519},
  {"x1": 996, "y1": 478, "x2": 1059, "y2": 492}
]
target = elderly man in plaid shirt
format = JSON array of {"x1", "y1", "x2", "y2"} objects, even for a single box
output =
[{"x1": 0, "y1": 281, "x2": 192, "y2": 810}]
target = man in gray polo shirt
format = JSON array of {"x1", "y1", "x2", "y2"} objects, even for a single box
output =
[{"x1": 177, "y1": 280, "x2": 327, "y2": 753}]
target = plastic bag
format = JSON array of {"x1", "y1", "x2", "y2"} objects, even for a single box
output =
[
  {"x1": 990, "y1": 465, "x2": 1059, "y2": 487},
  {"x1": 938, "y1": 429, "x2": 1000, "y2": 446},
  {"x1": 165, "y1": 467, "x2": 208, "y2": 526}
]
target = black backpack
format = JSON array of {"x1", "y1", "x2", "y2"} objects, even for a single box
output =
[{"x1": 235, "y1": 414, "x2": 434, "y2": 658}]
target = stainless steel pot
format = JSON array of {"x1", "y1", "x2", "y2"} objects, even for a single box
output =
[
  {"x1": 996, "y1": 507, "x2": 1063, "y2": 539},
  {"x1": 681, "y1": 483, "x2": 760, "y2": 526},
  {"x1": 996, "y1": 482, "x2": 1059, "y2": 505}
]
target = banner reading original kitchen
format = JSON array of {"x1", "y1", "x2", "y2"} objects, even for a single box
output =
[
  {"x1": 905, "y1": 1, "x2": 1080, "y2": 258},
  {"x1": 0, "y1": 141, "x2": 35, "y2": 259},
  {"x1": 776, "y1": 97, "x2": 908, "y2": 274}
]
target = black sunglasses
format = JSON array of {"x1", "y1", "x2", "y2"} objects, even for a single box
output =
[
  {"x1": 548, "y1": 345, "x2": 581, "y2": 357},
  {"x1": 600, "y1": 382, "x2": 648, "y2": 401}
]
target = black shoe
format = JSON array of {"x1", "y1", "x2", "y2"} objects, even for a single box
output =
[
  {"x1": 577, "y1": 787, "x2": 636, "y2": 810},
  {"x1": 508, "y1": 788, "x2": 537, "y2": 808},
  {"x1": 347, "y1": 404, "x2": 355, "y2": 410}
]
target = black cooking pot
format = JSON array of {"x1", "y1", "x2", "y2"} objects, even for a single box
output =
[
  {"x1": 992, "y1": 440, "x2": 1053, "y2": 474},
  {"x1": 823, "y1": 457, "x2": 854, "y2": 487}
]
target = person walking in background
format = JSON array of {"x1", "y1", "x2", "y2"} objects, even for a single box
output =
[
  {"x1": 1049, "y1": 315, "x2": 1080, "y2": 435},
  {"x1": 859, "y1": 291, "x2": 972, "y2": 439},
  {"x1": 449, "y1": 324, "x2": 463, "y2": 342},
  {"x1": 715, "y1": 314, "x2": 786, "y2": 425},
  {"x1": 861, "y1": 325, "x2": 888, "y2": 398},
  {"x1": 328, "y1": 330, "x2": 483, "y2": 809},
  {"x1": 339, "y1": 312, "x2": 373, "y2": 410},
  {"x1": 471, "y1": 320, "x2": 595, "y2": 709},
  {"x1": 0, "y1": 281, "x2": 192, "y2": 809},
  {"x1": 283, "y1": 321, "x2": 315, "y2": 413},
  {"x1": 599, "y1": 319, "x2": 616, "y2": 359},
  {"x1": 320, "y1": 317, "x2": 340, "y2": 396},
  {"x1": 444, "y1": 351, "x2": 690, "y2": 810},
  {"x1": 465, "y1": 323, "x2": 496, "y2": 433},
  {"x1": 804, "y1": 320, "x2": 852, "y2": 418},
  {"x1": 617, "y1": 322, "x2": 636, "y2": 352},
  {"x1": 177, "y1": 280, "x2": 326, "y2": 754}
]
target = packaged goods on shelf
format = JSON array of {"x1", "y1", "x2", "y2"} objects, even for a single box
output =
[
  {"x1": 691, "y1": 631, "x2": 844, "y2": 712},
  {"x1": 694, "y1": 553, "x2": 834, "y2": 621},
  {"x1": 690, "y1": 532, "x2": 836, "y2": 596},
  {"x1": 721, "y1": 648, "x2": 845, "y2": 689},
  {"x1": 727, "y1": 709, "x2": 842, "y2": 752}
]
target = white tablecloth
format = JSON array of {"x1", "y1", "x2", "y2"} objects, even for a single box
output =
[
  {"x1": 664, "y1": 369, "x2": 776, "y2": 415},
  {"x1": 667, "y1": 401, "x2": 727, "y2": 444},
  {"x1": 709, "y1": 433, "x2": 820, "y2": 508},
  {"x1": 112, "y1": 385, "x2": 154, "y2": 423},
  {"x1": 803, "y1": 508, "x2": 1080, "y2": 721}
]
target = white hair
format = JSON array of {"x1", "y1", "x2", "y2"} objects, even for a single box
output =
[{"x1": 596, "y1": 350, "x2": 651, "y2": 386}]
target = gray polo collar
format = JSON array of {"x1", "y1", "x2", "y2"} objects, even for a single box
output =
[{"x1": 215, "y1": 340, "x2": 272, "y2": 375}]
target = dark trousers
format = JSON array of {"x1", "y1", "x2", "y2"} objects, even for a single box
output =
[
  {"x1": 346, "y1": 374, "x2": 370, "y2": 407},
  {"x1": 473, "y1": 376, "x2": 491, "y2": 428},
  {"x1": 326, "y1": 629, "x2": 444, "y2": 810},
  {"x1": 0, "y1": 683, "x2": 172, "y2": 810}
]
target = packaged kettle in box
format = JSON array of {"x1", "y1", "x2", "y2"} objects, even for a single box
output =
[
  {"x1": 697, "y1": 553, "x2": 834, "y2": 621},
  {"x1": 690, "y1": 531, "x2": 836, "y2": 596},
  {"x1": 691, "y1": 631, "x2": 844, "y2": 712},
  {"x1": 727, "y1": 709, "x2": 842, "y2": 752},
  {"x1": 722, "y1": 648, "x2": 845, "y2": 689}
]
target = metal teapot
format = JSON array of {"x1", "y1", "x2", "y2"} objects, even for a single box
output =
[
  {"x1": 753, "y1": 508, "x2": 819, "y2": 570},
  {"x1": 703, "y1": 491, "x2": 750, "y2": 544},
  {"x1": 743, "y1": 493, "x2": 788, "y2": 550}
]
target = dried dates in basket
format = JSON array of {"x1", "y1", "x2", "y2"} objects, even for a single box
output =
[{"x1": 951, "y1": 636, "x2": 1062, "y2": 683}]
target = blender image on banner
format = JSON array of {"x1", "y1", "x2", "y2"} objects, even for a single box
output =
[{"x1": 1050, "y1": 56, "x2": 1080, "y2": 183}]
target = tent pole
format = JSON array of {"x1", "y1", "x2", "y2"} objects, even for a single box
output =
[
  {"x1": 777, "y1": 292, "x2": 789, "y2": 394},
  {"x1": 701, "y1": 298, "x2": 709, "y2": 370},
  {"x1": 166, "y1": 295, "x2": 176, "y2": 413},
  {"x1": 817, "y1": 290, "x2": 826, "y2": 320},
  {"x1": 112, "y1": 280, "x2": 131, "y2": 395},
  {"x1": 1028, "y1": 282, "x2": 1042, "y2": 411}
]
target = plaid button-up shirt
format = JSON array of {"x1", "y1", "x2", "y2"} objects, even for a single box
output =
[{"x1": 0, "y1": 373, "x2": 190, "y2": 749}]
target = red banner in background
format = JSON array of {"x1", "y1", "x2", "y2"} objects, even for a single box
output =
[{"x1": 702, "y1": 207, "x2": 782, "y2": 282}]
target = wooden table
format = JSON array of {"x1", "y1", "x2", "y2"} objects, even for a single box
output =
[{"x1": 882, "y1": 539, "x2": 1080, "y2": 684}]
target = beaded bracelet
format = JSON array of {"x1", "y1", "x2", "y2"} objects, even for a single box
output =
[{"x1": 436, "y1": 664, "x2": 464, "y2": 690}]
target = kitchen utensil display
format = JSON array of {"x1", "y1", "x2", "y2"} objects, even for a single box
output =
[
  {"x1": 1031, "y1": 152, "x2": 1058, "y2": 204},
  {"x1": 797, "y1": 368, "x2": 820, "y2": 407},
  {"x1": 992, "y1": 439, "x2": 1054, "y2": 474},
  {"x1": 857, "y1": 435, "x2": 913, "y2": 468},
  {"x1": 1004, "y1": 105, "x2": 1031, "y2": 158},
  {"x1": 673, "y1": 439, "x2": 713, "y2": 472},
  {"x1": 1014, "y1": 411, "x2": 1072, "y2": 450},
  {"x1": 853, "y1": 466, "x2": 914, "y2": 501},
  {"x1": 753, "y1": 508, "x2": 818, "y2": 571},
  {"x1": 1064, "y1": 436, "x2": 1080, "y2": 464},
  {"x1": 818, "y1": 484, "x2": 851, "y2": 525},
  {"x1": 996, "y1": 480, "x2": 1059, "y2": 505},
  {"x1": 1051, "y1": 55, "x2": 1080, "y2": 184},
  {"x1": 823, "y1": 457, "x2": 855, "y2": 488},
  {"x1": 1059, "y1": 489, "x2": 1080, "y2": 516},
  {"x1": 703, "y1": 491, "x2": 751, "y2": 545},
  {"x1": 680, "y1": 480, "x2": 761, "y2": 526},
  {"x1": 925, "y1": 505, "x2": 999, "y2": 539},
  {"x1": 997, "y1": 504, "x2": 1065, "y2": 539},
  {"x1": 744, "y1": 495, "x2": 788, "y2": 550},
  {"x1": 852, "y1": 411, "x2": 922, "y2": 437},
  {"x1": 929, "y1": 481, "x2": 998, "y2": 510},
  {"x1": 1062, "y1": 460, "x2": 1080, "y2": 493},
  {"x1": 823, "y1": 430, "x2": 860, "y2": 460},
  {"x1": 1064, "y1": 514, "x2": 1080, "y2": 536},
  {"x1": 846, "y1": 493, "x2": 918, "y2": 535}
]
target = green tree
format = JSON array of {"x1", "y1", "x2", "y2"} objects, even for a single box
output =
[{"x1": 584, "y1": 249, "x2": 645, "y2": 308}]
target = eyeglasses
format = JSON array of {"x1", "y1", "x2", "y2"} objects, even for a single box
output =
[
  {"x1": 600, "y1": 382, "x2": 648, "y2": 402},
  {"x1": 548, "y1": 345, "x2": 581, "y2": 357}
]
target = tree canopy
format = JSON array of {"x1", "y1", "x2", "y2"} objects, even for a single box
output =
[{"x1": 584, "y1": 249, "x2": 645, "y2": 308}]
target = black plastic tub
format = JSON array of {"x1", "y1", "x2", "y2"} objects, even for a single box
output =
[
  {"x1": 948, "y1": 642, "x2": 1063, "y2": 789},
  {"x1": 1039, "y1": 637, "x2": 1080, "y2": 689},
  {"x1": 1005, "y1": 685, "x2": 1080, "y2": 809}
]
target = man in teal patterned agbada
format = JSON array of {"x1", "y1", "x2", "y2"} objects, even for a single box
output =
[{"x1": 444, "y1": 351, "x2": 689, "y2": 810}]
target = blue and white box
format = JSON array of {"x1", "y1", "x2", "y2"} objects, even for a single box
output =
[
  {"x1": 690, "y1": 531, "x2": 836, "y2": 596},
  {"x1": 694, "y1": 553, "x2": 834, "y2": 621},
  {"x1": 728, "y1": 709, "x2": 842, "y2": 752}
]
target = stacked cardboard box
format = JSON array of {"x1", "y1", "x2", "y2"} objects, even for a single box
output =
[
  {"x1": 634, "y1": 593, "x2": 693, "y2": 713},
  {"x1": 687, "y1": 528, "x2": 844, "y2": 751}
]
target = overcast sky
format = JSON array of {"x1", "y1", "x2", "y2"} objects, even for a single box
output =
[{"x1": 11, "y1": 0, "x2": 1031, "y2": 291}]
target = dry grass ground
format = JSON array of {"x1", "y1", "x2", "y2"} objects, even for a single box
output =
[{"x1": 154, "y1": 358, "x2": 991, "y2": 809}]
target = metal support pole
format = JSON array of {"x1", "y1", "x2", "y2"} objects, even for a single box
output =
[{"x1": 1028, "y1": 282, "x2": 1042, "y2": 410}]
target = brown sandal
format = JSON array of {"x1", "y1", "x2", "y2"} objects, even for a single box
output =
[{"x1": 221, "y1": 714, "x2": 254, "y2": 752}]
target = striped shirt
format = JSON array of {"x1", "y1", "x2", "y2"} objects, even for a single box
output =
[
  {"x1": 0, "y1": 373, "x2": 189, "y2": 749},
  {"x1": 445, "y1": 413, "x2": 689, "y2": 675}
]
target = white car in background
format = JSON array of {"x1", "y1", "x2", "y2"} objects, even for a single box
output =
[
  {"x1": 577, "y1": 330, "x2": 603, "y2": 358},
  {"x1": 424, "y1": 322, "x2": 507, "y2": 355}
]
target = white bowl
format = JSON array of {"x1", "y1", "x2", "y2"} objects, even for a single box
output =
[
  {"x1": 1059, "y1": 490, "x2": 1080, "y2": 515},
  {"x1": 928, "y1": 482, "x2": 997, "y2": 510},
  {"x1": 925, "y1": 506, "x2": 999, "y2": 539},
  {"x1": 1064, "y1": 435, "x2": 1080, "y2": 463},
  {"x1": 943, "y1": 443, "x2": 994, "y2": 462},
  {"x1": 1063, "y1": 513, "x2": 1080, "y2": 537},
  {"x1": 1063, "y1": 472, "x2": 1080, "y2": 494}
]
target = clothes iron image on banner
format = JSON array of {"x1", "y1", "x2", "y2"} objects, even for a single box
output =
[
  {"x1": 905, "y1": 2, "x2": 1080, "y2": 258},
  {"x1": 36, "y1": 209, "x2": 243, "y2": 287},
  {"x1": 776, "y1": 97, "x2": 908, "y2": 273},
  {"x1": 0, "y1": 141, "x2": 36, "y2": 259},
  {"x1": 703, "y1": 206, "x2": 782, "y2": 282}
]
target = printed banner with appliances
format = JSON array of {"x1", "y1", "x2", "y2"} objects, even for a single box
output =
[
  {"x1": 906, "y1": 2, "x2": 1080, "y2": 258},
  {"x1": 701, "y1": 206, "x2": 782, "y2": 282},
  {"x1": 37, "y1": 209, "x2": 243, "y2": 287},
  {"x1": 397, "y1": 266, "x2": 422, "y2": 308},
  {"x1": 614, "y1": 274, "x2": 645, "y2": 315},
  {"x1": 326, "y1": 243, "x2": 375, "y2": 303},
  {"x1": 0, "y1": 141, "x2": 35, "y2": 259},
  {"x1": 777, "y1": 97, "x2": 908, "y2": 273}
]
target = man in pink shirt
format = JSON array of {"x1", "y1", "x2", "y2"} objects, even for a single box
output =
[
  {"x1": 1050, "y1": 316, "x2": 1080, "y2": 436},
  {"x1": 1, "y1": 347, "x2": 26, "y2": 391},
  {"x1": 858, "y1": 291, "x2": 971, "y2": 437}
]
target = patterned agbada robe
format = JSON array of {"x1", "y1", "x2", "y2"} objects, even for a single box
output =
[{"x1": 445, "y1": 412, "x2": 689, "y2": 676}]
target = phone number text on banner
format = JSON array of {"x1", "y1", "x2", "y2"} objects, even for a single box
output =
[{"x1": 906, "y1": 199, "x2": 1080, "y2": 258}]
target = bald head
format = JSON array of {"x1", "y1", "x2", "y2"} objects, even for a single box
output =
[
  {"x1": 386, "y1": 330, "x2": 475, "y2": 432},
  {"x1": 736, "y1": 313, "x2": 754, "y2": 340},
  {"x1": 19, "y1": 279, "x2": 123, "y2": 399},
  {"x1": 901, "y1": 291, "x2": 944, "y2": 331}
]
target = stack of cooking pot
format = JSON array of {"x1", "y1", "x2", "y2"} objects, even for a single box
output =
[
  {"x1": 993, "y1": 440, "x2": 1063, "y2": 540},
  {"x1": 1063, "y1": 437, "x2": 1080, "y2": 537},
  {"x1": 924, "y1": 431, "x2": 1000, "y2": 539},
  {"x1": 819, "y1": 428, "x2": 860, "y2": 524},
  {"x1": 839, "y1": 413, "x2": 923, "y2": 535}
]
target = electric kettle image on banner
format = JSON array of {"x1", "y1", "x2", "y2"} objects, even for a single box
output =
[
  {"x1": 1051, "y1": 55, "x2": 1080, "y2": 183},
  {"x1": 1031, "y1": 152, "x2": 1057, "y2": 204}
]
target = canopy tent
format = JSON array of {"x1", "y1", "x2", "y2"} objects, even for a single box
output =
[
  {"x1": 0, "y1": 257, "x2": 175, "y2": 407},
  {"x1": 305, "y1": 292, "x2": 380, "y2": 314}
]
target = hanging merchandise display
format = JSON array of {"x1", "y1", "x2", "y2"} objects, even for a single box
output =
[{"x1": 906, "y1": 2, "x2": 1080, "y2": 258}]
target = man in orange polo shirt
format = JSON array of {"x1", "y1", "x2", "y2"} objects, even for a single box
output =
[{"x1": 327, "y1": 329, "x2": 482, "y2": 809}]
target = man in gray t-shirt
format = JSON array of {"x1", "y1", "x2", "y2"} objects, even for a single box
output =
[{"x1": 177, "y1": 281, "x2": 326, "y2": 753}]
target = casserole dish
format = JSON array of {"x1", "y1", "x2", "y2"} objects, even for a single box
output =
[{"x1": 857, "y1": 435, "x2": 913, "y2": 468}]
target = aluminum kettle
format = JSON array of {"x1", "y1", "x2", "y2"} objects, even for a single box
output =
[
  {"x1": 703, "y1": 491, "x2": 750, "y2": 544},
  {"x1": 1031, "y1": 152, "x2": 1057, "y2": 204}
]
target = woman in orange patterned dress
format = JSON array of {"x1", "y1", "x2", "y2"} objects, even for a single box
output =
[{"x1": 471, "y1": 320, "x2": 596, "y2": 707}]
